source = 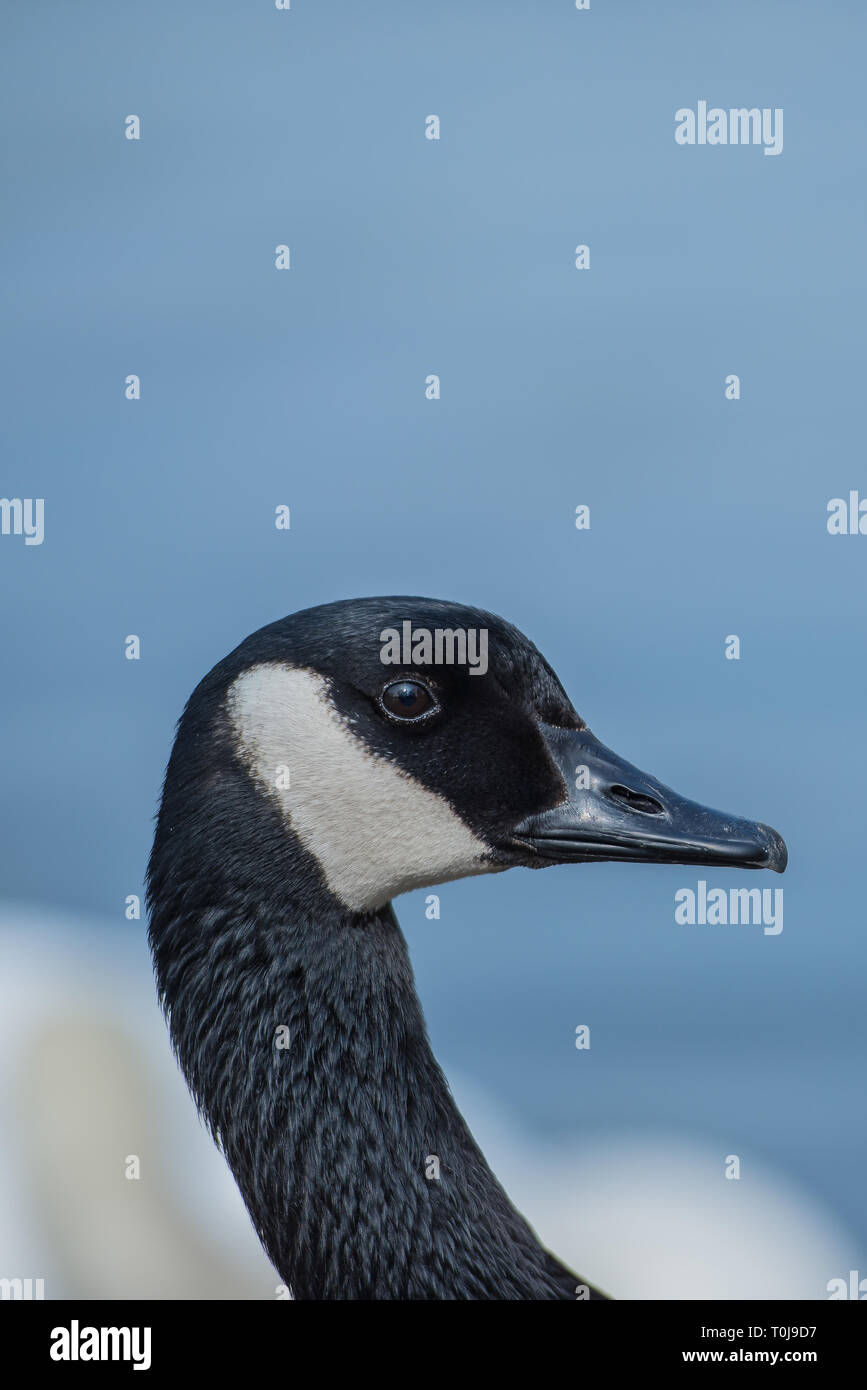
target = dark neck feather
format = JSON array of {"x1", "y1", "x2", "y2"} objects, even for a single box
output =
[{"x1": 148, "y1": 887, "x2": 592, "y2": 1300}]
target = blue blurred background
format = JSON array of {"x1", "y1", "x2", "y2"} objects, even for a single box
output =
[{"x1": 2, "y1": 0, "x2": 865, "y2": 1296}]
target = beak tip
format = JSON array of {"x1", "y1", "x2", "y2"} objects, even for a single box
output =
[{"x1": 759, "y1": 823, "x2": 788, "y2": 874}]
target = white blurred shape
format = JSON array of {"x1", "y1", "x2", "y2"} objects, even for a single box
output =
[
  {"x1": 448, "y1": 1074, "x2": 864, "y2": 1300},
  {"x1": 0, "y1": 904, "x2": 277, "y2": 1298}
]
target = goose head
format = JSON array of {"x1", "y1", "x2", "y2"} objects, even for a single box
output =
[
  {"x1": 147, "y1": 595, "x2": 786, "y2": 1301},
  {"x1": 183, "y1": 595, "x2": 785, "y2": 918}
]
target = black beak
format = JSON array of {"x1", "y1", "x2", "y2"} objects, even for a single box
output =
[{"x1": 511, "y1": 724, "x2": 787, "y2": 873}]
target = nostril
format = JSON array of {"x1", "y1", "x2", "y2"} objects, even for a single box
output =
[{"x1": 608, "y1": 784, "x2": 665, "y2": 816}]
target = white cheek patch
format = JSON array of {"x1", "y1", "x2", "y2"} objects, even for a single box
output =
[{"x1": 227, "y1": 663, "x2": 494, "y2": 912}]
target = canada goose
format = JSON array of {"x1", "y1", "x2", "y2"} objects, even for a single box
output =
[{"x1": 147, "y1": 596, "x2": 787, "y2": 1300}]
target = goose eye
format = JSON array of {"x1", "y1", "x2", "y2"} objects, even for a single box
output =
[{"x1": 381, "y1": 680, "x2": 436, "y2": 720}]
